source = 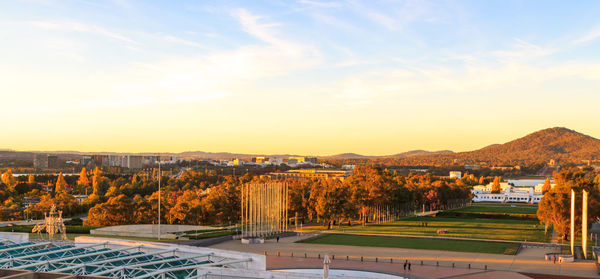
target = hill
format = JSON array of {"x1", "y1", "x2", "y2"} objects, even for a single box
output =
[
  {"x1": 323, "y1": 153, "x2": 369, "y2": 159},
  {"x1": 390, "y1": 150, "x2": 454, "y2": 158},
  {"x1": 465, "y1": 127, "x2": 600, "y2": 162},
  {"x1": 389, "y1": 127, "x2": 600, "y2": 166},
  {"x1": 323, "y1": 150, "x2": 454, "y2": 159}
]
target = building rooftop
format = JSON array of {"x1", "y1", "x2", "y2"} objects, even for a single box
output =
[{"x1": 0, "y1": 234, "x2": 354, "y2": 279}]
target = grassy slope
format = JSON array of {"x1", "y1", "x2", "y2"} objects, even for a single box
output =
[
  {"x1": 449, "y1": 204, "x2": 538, "y2": 215},
  {"x1": 302, "y1": 234, "x2": 519, "y2": 254},
  {"x1": 336, "y1": 216, "x2": 549, "y2": 242}
]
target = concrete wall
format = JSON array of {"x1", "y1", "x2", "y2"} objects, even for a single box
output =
[
  {"x1": 90, "y1": 224, "x2": 218, "y2": 238},
  {"x1": 0, "y1": 232, "x2": 29, "y2": 243}
]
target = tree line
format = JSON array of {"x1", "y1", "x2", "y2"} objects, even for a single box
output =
[{"x1": 0, "y1": 165, "x2": 474, "y2": 227}]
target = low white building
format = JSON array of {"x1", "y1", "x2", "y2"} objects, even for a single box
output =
[
  {"x1": 449, "y1": 171, "x2": 462, "y2": 179},
  {"x1": 471, "y1": 181, "x2": 553, "y2": 204}
]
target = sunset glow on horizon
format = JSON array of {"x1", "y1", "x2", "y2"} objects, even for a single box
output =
[{"x1": 2, "y1": 1, "x2": 600, "y2": 156}]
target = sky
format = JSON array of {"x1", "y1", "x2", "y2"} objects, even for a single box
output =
[{"x1": 1, "y1": 0, "x2": 600, "y2": 156}]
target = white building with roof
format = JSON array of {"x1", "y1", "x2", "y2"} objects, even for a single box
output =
[{"x1": 471, "y1": 181, "x2": 554, "y2": 204}]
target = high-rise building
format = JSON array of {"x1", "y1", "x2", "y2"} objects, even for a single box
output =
[
  {"x1": 288, "y1": 156, "x2": 317, "y2": 164},
  {"x1": 91, "y1": 155, "x2": 108, "y2": 167},
  {"x1": 126, "y1": 155, "x2": 143, "y2": 169},
  {"x1": 33, "y1": 154, "x2": 59, "y2": 169}
]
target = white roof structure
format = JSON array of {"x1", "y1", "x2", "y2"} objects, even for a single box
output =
[
  {"x1": 0, "y1": 238, "x2": 254, "y2": 279},
  {"x1": 0, "y1": 234, "x2": 367, "y2": 279}
]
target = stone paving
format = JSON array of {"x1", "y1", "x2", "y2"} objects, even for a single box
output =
[
  {"x1": 210, "y1": 234, "x2": 600, "y2": 278},
  {"x1": 268, "y1": 256, "x2": 534, "y2": 279}
]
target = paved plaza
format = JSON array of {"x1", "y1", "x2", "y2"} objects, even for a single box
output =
[{"x1": 211, "y1": 234, "x2": 599, "y2": 278}]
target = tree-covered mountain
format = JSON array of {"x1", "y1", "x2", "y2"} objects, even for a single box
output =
[{"x1": 386, "y1": 127, "x2": 600, "y2": 166}]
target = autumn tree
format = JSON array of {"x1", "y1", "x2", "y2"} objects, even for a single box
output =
[
  {"x1": 55, "y1": 172, "x2": 67, "y2": 193},
  {"x1": 84, "y1": 167, "x2": 109, "y2": 206},
  {"x1": 200, "y1": 181, "x2": 240, "y2": 225},
  {"x1": 28, "y1": 174, "x2": 35, "y2": 184},
  {"x1": 491, "y1": 176, "x2": 501, "y2": 193},
  {"x1": 424, "y1": 189, "x2": 440, "y2": 210},
  {"x1": 77, "y1": 167, "x2": 90, "y2": 186},
  {"x1": 29, "y1": 192, "x2": 80, "y2": 217},
  {"x1": 1, "y1": 169, "x2": 16, "y2": 187},
  {"x1": 345, "y1": 165, "x2": 396, "y2": 224},
  {"x1": 537, "y1": 169, "x2": 600, "y2": 240},
  {"x1": 288, "y1": 179, "x2": 312, "y2": 222},
  {"x1": 85, "y1": 194, "x2": 134, "y2": 226},
  {"x1": 315, "y1": 179, "x2": 353, "y2": 229},
  {"x1": 541, "y1": 178, "x2": 551, "y2": 193},
  {"x1": 132, "y1": 195, "x2": 154, "y2": 224},
  {"x1": 104, "y1": 186, "x2": 121, "y2": 198},
  {"x1": 168, "y1": 190, "x2": 203, "y2": 224},
  {"x1": 92, "y1": 167, "x2": 103, "y2": 194}
]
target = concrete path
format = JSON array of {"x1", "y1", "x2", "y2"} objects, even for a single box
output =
[
  {"x1": 268, "y1": 256, "x2": 535, "y2": 279},
  {"x1": 210, "y1": 235, "x2": 599, "y2": 278}
]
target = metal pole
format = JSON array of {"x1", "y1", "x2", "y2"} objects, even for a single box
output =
[
  {"x1": 241, "y1": 184, "x2": 244, "y2": 239},
  {"x1": 571, "y1": 189, "x2": 575, "y2": 255},
  {"x1": 583, "y1": 190, "x2": 589, "y2": 259},
  {"x1": 158, "y1": 155, "x2": 161, "y2": 240},
  {"x1": 285, "y1": 183, "x2": 289, "y2": 231}
]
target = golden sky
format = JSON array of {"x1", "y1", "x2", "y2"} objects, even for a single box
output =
[{"x1": 2, "y1": 1, "x2": 600, "y2": 156}]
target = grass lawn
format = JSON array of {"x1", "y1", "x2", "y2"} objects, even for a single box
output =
[
  {"x1": 301, "y1": 234, "x2": 520, "y2": 255},
  {"x1": 449, "y1": 203, "x2": 538, "y2": 215},
  {"x1": 336, "y1": 216, "x2": 550, "y2": 242}
]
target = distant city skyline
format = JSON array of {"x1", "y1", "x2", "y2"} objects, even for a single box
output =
[{"x1": 2, "y1": 1, "x2": 600, "y2": 155}]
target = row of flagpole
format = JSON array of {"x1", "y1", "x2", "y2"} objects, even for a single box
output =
[{"x1": 241, "y1": 183, "x2": 289, "y2": 239}]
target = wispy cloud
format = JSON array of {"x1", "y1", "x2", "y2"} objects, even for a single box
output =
[
  {"x1": 357, "y1": 0, "x2": 443, "y2": 30},
  {"x1": 574, "y1": 25, "x2": 600, "y2": 44},
  {"x1": 26, "y1": 20, "x2": 138, "y2": 44},
  {"x1": 297, "y1": 0, "x2": 341, "y2": 8},
  {"x1": 147, "y1": 34, "x2": 207, "y2": 49},
  {"x1": 88, "y1": 9, "x2": 321, "y2": 107},
  {"x1": 493, "y1": 38, "x2": 556, "y2": 60},
  {"x1": 231, "y1": 9, "x2": 286, "y2": 47}
]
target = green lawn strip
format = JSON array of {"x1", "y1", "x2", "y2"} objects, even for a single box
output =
[
  {"x1": 1, "y1": 225, "x2": 100, "y2": 234},
  {"x1": 337, "y1": 216, "x2": 549, "y2": 242},
  {"x1": 301, "y1": 234, "x2": 519, "y2": 255},
  {"x1": 449, "y1": 205, "x2": 538, "y2": 215}
]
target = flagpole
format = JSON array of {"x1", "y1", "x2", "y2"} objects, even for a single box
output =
[{"x1": 158, "y1": 155, "x2": 161, "y2": 240}]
